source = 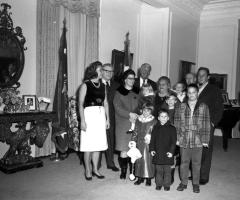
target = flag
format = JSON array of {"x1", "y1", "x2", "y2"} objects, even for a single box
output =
[
  {"x1": 124, "y1": 32, "x2": 131, "y2": 68},
  {"x1": 52, "y1": 19, "x2": 69, "y2": 153}
]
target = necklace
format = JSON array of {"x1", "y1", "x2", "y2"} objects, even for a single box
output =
[{"x1": 91, "y1": 80, "x2": 100, "y2": 88}]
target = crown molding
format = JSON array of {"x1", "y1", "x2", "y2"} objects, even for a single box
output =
[
  {"x1": 201, "y1": 0, "x2": 240, "y2": 20},
  {"x1": 141, "y1": 0, "x2": 211, "y2": 21}
]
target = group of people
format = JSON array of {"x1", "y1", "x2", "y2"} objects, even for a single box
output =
[{"x1": 78, "y1": 61, "x2": 223, "y2": 194}]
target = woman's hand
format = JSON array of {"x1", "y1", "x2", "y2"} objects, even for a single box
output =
[
  {"x1": 81, "y1": 120, "x2": 87, "y2": 131},
  {"x1": 106, "y1": 119, "x2": 110, "y2": 129},
  {"x1": 129, "y1": 112, "x2": 138, "y2": 123}
]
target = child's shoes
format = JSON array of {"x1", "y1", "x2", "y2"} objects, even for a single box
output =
[
  {"x1": 164, "y1": 186, "x2": 170, "y2": 191},
  {"x1": 156, "y1": 186, "x2": 162, "y2": 190},
  {"x1": 134, "y1": 178, "x2": 144, "y2": 185},
  {"x1": 145, "y1": 178, "x2": 151, "y2": 186}
]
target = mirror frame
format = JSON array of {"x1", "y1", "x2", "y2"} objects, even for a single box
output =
[{"x1": 0, "y1": 3, "x2": 26, "y2": 88}]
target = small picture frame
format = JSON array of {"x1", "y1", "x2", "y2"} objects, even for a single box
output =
[
  {"x1": 222, "y1": 92, "x2": 230, "y2": 105},
  {"x1": 229, "y1": 99, "x2": 240, "y2": 107},
  {"x1": 23, "y1": 95, "x2": 37, "y2": 111}
]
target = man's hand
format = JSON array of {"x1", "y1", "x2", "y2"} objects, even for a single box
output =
[
  {"x1": 166, "y1": 152, "x2": 173, "y2": 158},
  {"x1": 202, "y1": 143, "x2": 208, "y2": 148},
  {"x1": 151, "y1": 151, "x2": 156, "y2": 156}
]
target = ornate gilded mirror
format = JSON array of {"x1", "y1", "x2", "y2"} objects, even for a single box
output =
[{"x1": 0, "y1": 3, "x2": 26, "y2": 88}]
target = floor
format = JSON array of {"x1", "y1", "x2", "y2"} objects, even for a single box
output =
[{"x1": 0, "y1": 137, "x2": 240, "y2": 200}]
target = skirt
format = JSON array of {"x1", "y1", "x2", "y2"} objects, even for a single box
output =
[{"x1": 80, "y1": 106, "x2": 108, "y2": 152}]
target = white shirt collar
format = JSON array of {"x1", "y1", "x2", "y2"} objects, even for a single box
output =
[
  {"x1": 102, "y1": 79, "x2": 110, "y2": 86},
  {"x1": 198, "y1": 81, "x2": 208, "y2": 95},
  {"x1": 140, "y1": 77, "x2": 148, "y2": 87}
]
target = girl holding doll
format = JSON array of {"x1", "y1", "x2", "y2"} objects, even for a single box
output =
[{"x1": 129, "y1": 102, "x2": 157, "y2": 186}]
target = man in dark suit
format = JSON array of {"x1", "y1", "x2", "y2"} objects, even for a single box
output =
[
  {"x1": 98, "y1": 63, "x2": 119, "y2": 171},
  {"x1": 134, "y1": 63, "x2": 157, "y2": 92},
  {"x1": 197, "y1": 67, "x2": 224, "y2": 185}
]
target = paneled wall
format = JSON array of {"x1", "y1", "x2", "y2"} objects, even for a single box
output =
[{"x1": 197, "y1": 1, "x2": 240, "y2": 98}]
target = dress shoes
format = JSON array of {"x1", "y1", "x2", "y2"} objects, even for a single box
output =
[
  {"x1": 155, "y1": 186, "x2": 162, "y2": 190},
  {"x1": 199, "y1": 179, "x2": 208, "y2": 185},
  {"x1": 107, "y1": 166, "x2": 119, "y2": 172},
  {"x1": 177, "y1": 183, "x2": 187, "y2": 191},
  {"x1": 92, "y1": 172, "x2": 105, "y2": 179},
  {"x1": 164, "y1": 186, "x2": 170, "y2": 191},
  {"x1": 85, "y1": 174, "x2": 92, "y2": 181},
  {"x1": 193, "y1": 184, "x2": 200, "y2": 193}
]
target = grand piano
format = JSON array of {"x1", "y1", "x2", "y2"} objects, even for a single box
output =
[{"x1": 217, "y1": 106, "x2": 240, "y2": 151}]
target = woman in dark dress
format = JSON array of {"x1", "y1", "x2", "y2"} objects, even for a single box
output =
[
  {"x1": 79, "y1": 61, "x2": 110, "y2": 180},
  {"x1": 113, "y1": 69, "x2": 139, "y2": 179}
]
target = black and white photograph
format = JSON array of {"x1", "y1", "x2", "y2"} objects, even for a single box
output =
[
  {"x1": 0, "y1": 1, "x2": 240, "y2": 200},
  {"x1": 23, "y1": 95, "x2": 37, "y2": 110}
]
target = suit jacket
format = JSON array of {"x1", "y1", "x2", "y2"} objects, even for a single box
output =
[
  {"x1": 134, "y1": 77, "x2": 157, "y2": 92},
  {"x1": 104, "y1": 79, "x2": 120, "y2": 128},
  {"x1": 198, "y1": 83, "x2": 224, "y2": 127}
]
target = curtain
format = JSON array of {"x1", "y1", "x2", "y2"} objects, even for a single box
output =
[
  {"x1": 35, "y1": 0, "x2": 99, "y2": 157},
  {"x1": 59, "y1": 7, "x2": 99, "y2": 96}
]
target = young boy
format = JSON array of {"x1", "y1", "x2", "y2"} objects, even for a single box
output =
[
  {"x1": 174, "y1": 84, "x2": 210, "y2": 193},
  {"x1": 165, "y1": 94, "x2": 180, "y2": 184},
  {"x1": 149, "y1": 109, "x2": 177, "y2": 191}
]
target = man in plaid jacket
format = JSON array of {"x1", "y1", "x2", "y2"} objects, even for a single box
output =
[{"x1": 174, "y1": 84, "x2": 210, "y2": 193}]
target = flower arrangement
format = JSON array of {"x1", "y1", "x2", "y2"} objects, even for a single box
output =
[{"x1": 0, "y1": 88, "x2": 29, "y2": 113}]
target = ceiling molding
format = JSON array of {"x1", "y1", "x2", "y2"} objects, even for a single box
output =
[
  {"x1": 201, "y1": 0, "x2": 240, "y2": 20},
  {"x1": 141, "y1": 0, "x2": 212, "y2": 21}
]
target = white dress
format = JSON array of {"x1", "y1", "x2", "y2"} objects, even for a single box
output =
[{"x1": 80, "y1": 80, "x2": 108, "y2": 152}]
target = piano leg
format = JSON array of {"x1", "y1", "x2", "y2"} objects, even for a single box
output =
[{"x1": 221, "y1": 127, "x2": 232, "y2": 152}]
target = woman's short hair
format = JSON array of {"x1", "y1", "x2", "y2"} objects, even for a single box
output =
[
  {"x1": 84, "y1": 61, "x2": 102, "y2": 81},
  {"x1": 157, "y1": 76, "x2": 171, "y2": 87},
  {"x1": 122, "y1": 69, "x2": 135, "y2": 81}
]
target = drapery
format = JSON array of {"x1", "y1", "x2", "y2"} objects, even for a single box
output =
[
  {"x1": 48, "y1": 0, "x2": 100, "y2": 17},
  {"x1": 35, "y1": 0, "x2": 99, "y2": 156}
]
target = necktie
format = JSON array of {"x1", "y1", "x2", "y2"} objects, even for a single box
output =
[{"x1": 106, "y1": 81, "x2": 110, "y2": 90}]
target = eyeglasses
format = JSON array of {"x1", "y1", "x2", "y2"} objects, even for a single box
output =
[
  {"x1": 102, "y1": 69, "x2": 114, "y2": 73},
  {"x1": 127, "y1": 77, "x2": 135, "y2": 80}
]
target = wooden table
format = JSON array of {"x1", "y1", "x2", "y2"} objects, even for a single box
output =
[{"x1": 0, "y1": 111, "x2": 56, "y2": 173}]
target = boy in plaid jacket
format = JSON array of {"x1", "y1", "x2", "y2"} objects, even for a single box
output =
[{"x1": 174, "y1": 84, "x2": 210, "y2": 193}]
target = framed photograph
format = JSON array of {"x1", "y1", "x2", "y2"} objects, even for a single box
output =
[
  {"x1": 209, "y1": 73, "x2": 227, "y2": 92},
  {"x1": 222, "y1": 92, "x2": 230, "y2": 105},
  {"x1": 23, "y1": 95, "x2": 37, "y2": 111},
  {"x1": 229, "y1": 99, "x2": 240, "y2": 107}
]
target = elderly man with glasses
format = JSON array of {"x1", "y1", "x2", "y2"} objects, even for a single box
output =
[{"x1": 98, "y1": 63, "x2": 120, "y2": 172}]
